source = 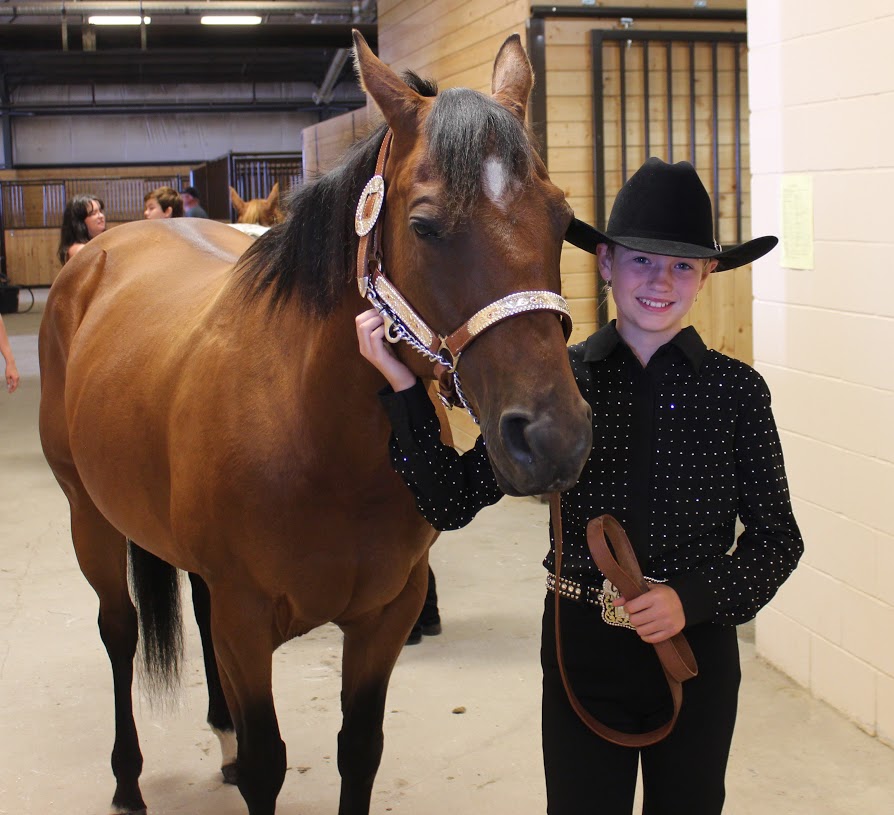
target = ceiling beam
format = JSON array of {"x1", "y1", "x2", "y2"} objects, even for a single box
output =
[{"x1": 0, "y1": 2, "x2": 364, "y2": 17}]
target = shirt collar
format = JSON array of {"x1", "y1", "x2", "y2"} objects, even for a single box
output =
[{"x1": 582, "y1": 321, "x2": 707, "y2": 372}]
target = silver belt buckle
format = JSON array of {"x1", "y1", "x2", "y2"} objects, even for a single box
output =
[{"x1": 598, "y1": 579, "x2": 636, "y2": 630}]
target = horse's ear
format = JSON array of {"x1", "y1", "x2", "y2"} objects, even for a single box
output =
[
  {"x1": 230, "y1": 186, "x2": 246, "y2": 215},
  {"x1": 266, "y1": 182, "x2": 280, "y2": 206},
  {"x1": 352, "y1": 29, "x2": 423, "y2": 131},
  {"x1": 491, "y1": 34, "x2": 533, "y2": 122}
]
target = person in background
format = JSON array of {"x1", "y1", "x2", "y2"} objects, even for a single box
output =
[
  {"x1": 406, "y1": 566, "x2": 441, "y2": 645},
  {"x1": 356, "y1": 157, "x2": 803, "y2": 815},
  {"x1": 144, "y1": 186, "x2": 183, "y2": 220},
  {"x1": 0, "y1": 314, "x2": 19, "y2": 393},
  {"x1": 181, "y1": 186, "x2": 210, "y2": 219},
  {"x1": 57, "y1": 193, "x2": 106, "y2": 264}
]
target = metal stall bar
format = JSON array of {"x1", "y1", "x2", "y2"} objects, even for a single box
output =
[
  {"x1": 642, "y1": 40, "x2": 650, "y2": 160},
  {"x1": 734, "y1": 42, "x2": 742, "y2": 244},
  {"x1": 591, "y1": 29, "x2": 609, "y2": 328},
  {"x1": 666, "y1": 42, "x2": 673, "y2": 164},
  {"x1": 619, "y1": 42, "x2": 628, "y2": 180},
  {"x1": 689, "y1": 41, "x2": 696, "y2": 167},
  {"x1": 712, "y1": 41, "x2": 720, "y2": 242}
]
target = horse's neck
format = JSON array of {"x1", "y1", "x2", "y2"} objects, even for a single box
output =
[{"x1": 236, "y1": 288, "x2": 384, "y2": 402}]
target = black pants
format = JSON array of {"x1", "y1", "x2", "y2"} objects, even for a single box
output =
[{"x1": 541, "y1": 593, "x2": 740, "y2": 815}]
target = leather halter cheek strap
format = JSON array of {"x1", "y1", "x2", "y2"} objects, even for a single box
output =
[
  {"x1": 355, "y1": 129, "x2": 574, "y2": 414},
  {"x1": 356, "y1": 130, "x2": 392, "y2": 297},
  {"x1": 548, "y1": 493, "x2": 698, "y2": 748}
]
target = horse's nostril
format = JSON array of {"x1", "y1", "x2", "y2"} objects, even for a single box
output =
[{"x1": 500, "y1": 412, "x2": 535, "y2": 466}]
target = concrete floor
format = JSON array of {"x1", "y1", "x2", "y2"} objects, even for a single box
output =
[{"x1": 1, "y1": 291, "x2": 892, "y2": 815}]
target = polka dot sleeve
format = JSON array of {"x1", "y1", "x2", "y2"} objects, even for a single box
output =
[
  {"x1": 379, "y1": 379, "x2": 504, "y2": 530},
  {"x1": 668, "y1": 368, "x2": 803, "y2": 626}
]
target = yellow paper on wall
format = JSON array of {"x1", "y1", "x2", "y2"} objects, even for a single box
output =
[{"x1": 781, "y1": 174, "x2": 814, "y2": 270}]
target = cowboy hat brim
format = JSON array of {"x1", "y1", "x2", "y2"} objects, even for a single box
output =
[{"x1": 564, "y1": 217, "x2": 778, "y2": 273}]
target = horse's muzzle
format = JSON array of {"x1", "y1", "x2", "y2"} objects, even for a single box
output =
[{"x1": 491, "y1": 400, "x2": 593, "y2": 496}]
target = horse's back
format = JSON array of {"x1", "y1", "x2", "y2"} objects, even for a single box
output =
[{"x1": 48, "y1": 218, "x2": 250, "y2": 325}]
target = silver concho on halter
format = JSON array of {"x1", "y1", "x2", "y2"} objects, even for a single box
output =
[{"x1": 355, "y1": 175, "x2": 385, "y2": 237}]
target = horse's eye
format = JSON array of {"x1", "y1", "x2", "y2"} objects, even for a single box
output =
[{"x1": 411, "y1": 220, "x2": 441, "y2": 240}]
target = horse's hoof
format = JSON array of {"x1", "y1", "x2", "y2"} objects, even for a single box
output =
[
  {"x1": 111, "y1": 792, "x2": 147, "y2": 815},
  {"x1": 221, "y1": 762, "x2": 239, "y2": 785}
]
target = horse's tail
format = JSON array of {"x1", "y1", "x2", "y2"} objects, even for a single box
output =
[{"x1": 127, "y1": 540, "x2": 183, "y2": 698}]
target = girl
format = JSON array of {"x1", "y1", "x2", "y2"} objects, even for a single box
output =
[
  {"x1": 57, "y1": 193, "x2": 106, "y2": 264},
  {"x1": 355, "y1": 157, "x2": 803, "y2": 814}
]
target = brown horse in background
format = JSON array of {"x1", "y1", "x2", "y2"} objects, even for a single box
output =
[
  {"x1": 38, "y1": 31, "x2": 592, "y2": 815},
  {"x1": 230, "y1": 181, "x2": 284, "y2": 226}
]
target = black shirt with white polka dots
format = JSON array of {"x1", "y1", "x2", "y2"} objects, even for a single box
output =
[{"x1": 379, "y1": 322, "x2": 803, "y2": 627}]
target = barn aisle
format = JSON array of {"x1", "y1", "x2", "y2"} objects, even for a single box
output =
[{"x1": 0, "y1": 291, "x2": 891, "y2": 815}]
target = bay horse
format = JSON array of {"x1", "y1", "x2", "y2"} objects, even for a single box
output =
[
  {"x1": 38, "y1": 30, "x2": 592, "y2": 815},
  {"x1": 230, "y1": 181, "x2": 284, "y2": 227}
]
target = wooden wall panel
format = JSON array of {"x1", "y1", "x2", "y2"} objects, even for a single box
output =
[
  {"x1": 5, "y1": 222, "x2": 127, "y2": 286},
  {"x1": 378, "y1": 0, "x2": 529, "y2": 90},
  {"x1": 301, "y1": 108, "x2": 371, "y2": 179},
  {"x1": 5, "y1": 228, "x2": 58, "y2": 286},
  {"x1": 0, "y1": 165, "x2": 191, "y2": 181}
]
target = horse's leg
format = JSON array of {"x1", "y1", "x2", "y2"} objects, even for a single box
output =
[
  {"x1": 211, "y1": 589, "x2": 285, "y2": 815},
  {"x1": 187, "y1": 572, "x2": 238, "y2": 784},
  {"x1": 336, "y1": 557, "x2": 429, "y2": 815},
  {"x1": 71, "y1": 504, "x2": 147, "y2": 814}
]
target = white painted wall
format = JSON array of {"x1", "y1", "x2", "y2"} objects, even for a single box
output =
[
  {"x1": 748, "y1": 0, "x2": 894, "y2": 746},
  {"x1": 7, "y1": 82, "x2": 364, "y2": 165}
]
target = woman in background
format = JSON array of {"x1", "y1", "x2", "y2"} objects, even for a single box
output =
[
  {"x1": 57, "y1": 193, "x2": 106, "y2": 264},
  {"x1": 143, "y1": 186, "x2": 183, "y2": 220}
]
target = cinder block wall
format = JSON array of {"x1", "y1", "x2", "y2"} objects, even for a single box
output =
[{"x1": 748, "y1": 1, "x2": 894, "y2": 745}]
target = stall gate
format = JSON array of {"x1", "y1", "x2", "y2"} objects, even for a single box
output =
[
  {"x1": 591, "y1": 29, "x2": 751, "y2": 361},
  {"x1": 192, "y1": 152, "x2": 303, "y2": 222}
]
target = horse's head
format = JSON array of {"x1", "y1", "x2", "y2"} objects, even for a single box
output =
[
  {"x1": 353, "y1": 32, "x2": 592, "y2": 496},
  {"x1": 231, "y1": 183, "x2": 284, "y2": 227}
]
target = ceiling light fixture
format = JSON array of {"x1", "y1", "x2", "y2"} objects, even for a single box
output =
[
  {"x1": 87, "y1": 16, "x2": 151, "y2": 25},
  {"x1": 200, "y1": 16, "x2": 263, "y2": 26}
]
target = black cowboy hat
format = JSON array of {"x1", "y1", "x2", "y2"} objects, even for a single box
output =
[{"x1": 565, "y1": 157, "x2": 777, "y2": 272}]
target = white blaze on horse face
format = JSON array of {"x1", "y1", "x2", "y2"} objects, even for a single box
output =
[{"x1": 482, "y1": 156, "x2": 516, "y2": 210}]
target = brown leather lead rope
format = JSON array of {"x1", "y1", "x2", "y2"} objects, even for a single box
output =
[{"x1": 548, "y1": 493, "x2": 698, "y2": 747}]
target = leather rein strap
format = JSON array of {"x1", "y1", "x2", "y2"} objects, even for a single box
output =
[
  {"x1": 547, "y1": 493, "x2": 698, "y2": 747},
  {"x1": 355, "y1": 129, "x2": 573, "y2": 415}
]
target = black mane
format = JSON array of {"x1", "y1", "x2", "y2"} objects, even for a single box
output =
[{"x1": 237, "y1": 71, "x2": 535, "y2": 316}]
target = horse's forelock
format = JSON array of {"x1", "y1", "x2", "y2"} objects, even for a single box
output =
[{"x1": 425, "y1": 88, "x2": 534, "y2": 217}]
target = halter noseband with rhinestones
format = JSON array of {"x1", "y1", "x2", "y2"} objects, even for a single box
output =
[{"x1": 356, "y1": 130, "x2": 572, "y2": 421}]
